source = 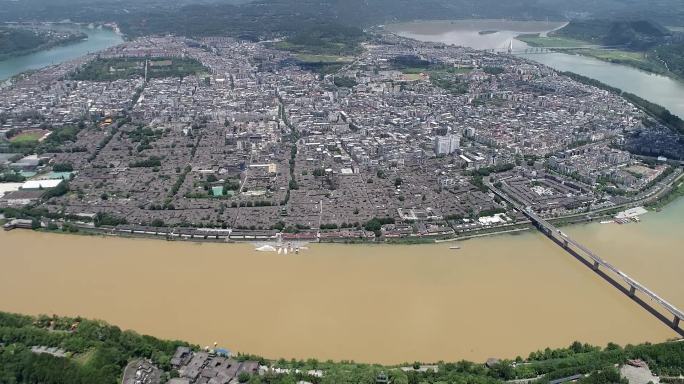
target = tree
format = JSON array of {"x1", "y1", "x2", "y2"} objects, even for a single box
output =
[
  {"x1": 489, "y1": 361, "x2": 515, "y2": 380},
  {"x1": 94, "y1": 213, "x2": 128, "y2": 227},
  {"x1": 53, "y1": 163, "x2": 74, "y2": 172},
  {"x1": 43, "y1": 181, "x2": 69, "y2": 199},
  {"x1": 334, "y1": 76, "x2": 357, "y2": 88}
]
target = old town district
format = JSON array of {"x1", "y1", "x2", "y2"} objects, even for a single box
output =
[{"x1": 1, "y1": 33, "x2": 681, "y2": 242}]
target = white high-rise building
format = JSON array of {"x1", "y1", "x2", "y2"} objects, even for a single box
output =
[{"x1": 434, "y1": 134, "x2": 460, "y2": 155}]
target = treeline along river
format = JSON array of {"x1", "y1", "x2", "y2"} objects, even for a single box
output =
[{"x1": 1, "y1": 198, "x2": 683, "y2": 363}]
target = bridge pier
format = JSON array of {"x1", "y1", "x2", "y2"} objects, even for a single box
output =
[{"x1": 496, "y1": 188, "x2": 684, "y2": 333}]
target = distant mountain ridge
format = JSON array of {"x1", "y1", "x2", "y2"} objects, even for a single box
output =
[
  {"x1": 1, "y1": 0, "x2": 683, "y2": 38},
  {"x1": 554, "y1": 19, "x2": 674, "y2": 50}
]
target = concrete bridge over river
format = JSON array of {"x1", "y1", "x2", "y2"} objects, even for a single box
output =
[{"x1": 488, "y1": 183, "x2": 684, "y2": 334}]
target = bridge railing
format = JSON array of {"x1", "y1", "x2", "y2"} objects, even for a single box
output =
[{"x1": 489, "y1": 184, "x2": 684, "y2": 325}]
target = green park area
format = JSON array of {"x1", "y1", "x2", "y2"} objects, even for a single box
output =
[
  {"x1": 292, "y1": 54, "x2": 354, "y2": 75},
  {"x1": 294, "y1": 54, "x2": 354, "y2": 63},
  {"x1": 8, "y1": 130, "x2": 47, "y2": 144},
  {"x1": 71, "y1": 57, "x2": 207, "y2": 81},
  {"x1": 389, "y1": 55, "x2": 474, "y2": 95}
]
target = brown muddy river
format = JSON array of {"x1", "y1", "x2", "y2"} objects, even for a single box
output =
[{"x1": 1, "y1": 199, "x2": 683, "y2": 364}]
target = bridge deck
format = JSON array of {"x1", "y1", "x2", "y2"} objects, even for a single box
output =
[{"x1": 490, "y1": 184, "x2": 684, "y2": 322}]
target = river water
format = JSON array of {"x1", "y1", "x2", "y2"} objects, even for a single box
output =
[
  {"x1": 388, "y1": 20, "x2": 684, "y2": 118},
  {"x1": 0, "y1": 24, "x2": 122, "y2": 81},
  {"x1": 520, "y1": 53, "x2": 684, "y2": 119},
  {"x1": 1, "y1": 198, "x2": 682, "y2": 364},
  {"x1": 0, "y1": 20, "x2": 683, "y2": 364},
  {"x1": 386, "y1": 20, "x2": 567, "y2": 50}
]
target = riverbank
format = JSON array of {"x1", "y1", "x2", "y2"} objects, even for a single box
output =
[
  {"x1": 515, "y1": 34, "x2": 680, "y2": 81},
  {"x1": 0, "y1": 29, "x2": 87, "y2": 61},
  {"x1": 388, "y1": 19, "x2": 684, "y2": 119},
  {"x1": 0, "y1": 24, "x2": 122, "y2": 81},
  {"x1": 2, "y1": 199, "x2": 683, "y2": 364},
  {"x1": 6, "y1": 168, "x2": 681, "y2": 246},
  {"x1": 0, "y1": 311, "x2": 682, "y2": 384},
  {"x1": 646, "y1": 178, "x2": 684, "y2": 210},
  {"x1": 559, "y1": 71, "x2": 684, "y2": 134}
]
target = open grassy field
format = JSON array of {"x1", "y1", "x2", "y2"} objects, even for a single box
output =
[
  {"x1": 294, "y1": 53, "x2": 354, "y2": 63},
  {"x1": 580, "y1": 49, "x2": 649, "y2": 62},
  {"x1": 570, "y1": 48, "x2": 668, "y2": 74},
  {"x1": 9, "y1": 130, "x2": 48, "y2": 144},
  {"x1": 401, "y1": 73, "x2": 424, "y2": 81},
  {"x1": 516, "y1": 34, "x2": 590, "y2": 48}
]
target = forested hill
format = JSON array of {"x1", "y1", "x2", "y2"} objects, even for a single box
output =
[
  {"x1": 554, "y1": 20, "x2": 674, "y2": 50},
  {"x1": 0, "y1": 26, "x2": 87, "y2": 60},
  {"x1": 2, "y1": 0, "x2": 684, "y2": 39},
  {"x1": 0, "y1": 27, "x2": 48, "y2": 56},
  {"x1": 115, "y1": 0, "x2": 560, "y2": 39},
  {"x1": 551, "y1": 19, "x2": 684, "y2": 79}
]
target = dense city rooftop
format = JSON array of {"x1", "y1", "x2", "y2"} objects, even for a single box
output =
[{"x1": 1, "y1": 33, "x2": 682, "y2": 240}]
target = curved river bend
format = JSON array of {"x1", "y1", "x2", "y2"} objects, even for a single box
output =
[
  {"x1": 0, "y1": 20, "x2": 682, "y2": 364},
  {"x1": 1, "y1": 198, "x2": 682, "y2": 364},
  {"x1": 520, "y1": 53, "x2": 684, "y2": 119},
  {"x1": 389, "y1": 20, "x2": 684, "y2": 118},
  {"x1": 0, "y1": 25, "x2": 122, "y2": 81}
]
